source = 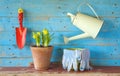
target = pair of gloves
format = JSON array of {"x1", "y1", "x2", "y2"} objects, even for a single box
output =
[{"x1": 62, "y1": 48, "x2": 92, "y2": 71}]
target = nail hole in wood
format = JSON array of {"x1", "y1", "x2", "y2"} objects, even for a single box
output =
[
  {"x1": 115, "y1": 62, "x2": 117, "y2": 64},
  {"x1": 9, "y1": 48, "x2": 11, "y2": 50},
  {"x1": 114, "y1": 48, "x2": 117, "y2": 51},
  {"x1": 10, "y1": 12, "x2": 12, "y2": 15},
  {"x1": 58, "y1": 6, "x2": 61, "y2": 9},
  {"x1": 9, "y1": 61, "x2": 12, "y2": 64},
  {"x1": 11, "y1": 53, "x2": 14, "y2": 56},
  {"x1": 63, "y1": 11, "x2": 66, "y2": 14},
  {"x1": 112, "y1": 12, "x2": 114, "y2": 14},
  {"x1": 12, "y1": 26, "x2": 15, "y2": 28},
  {"x1": 114, "y1": 3, "x2": 117, "y2": 6},
  {"x1": 13, "y1": 34, "x2": 15, "y2": 36},
  {"x1": 64, "y1": 26, "x2": 66, "y2": 28},
  {"x1": 9, "y1": 39, "x2": 11, "y2": 41}
]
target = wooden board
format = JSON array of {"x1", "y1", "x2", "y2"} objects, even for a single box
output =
[{"x1": 0, "y1": 63, "x2": 120, "y2": 76}]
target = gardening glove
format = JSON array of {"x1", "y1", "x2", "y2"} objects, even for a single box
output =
[
  {"x1": 67, "y1": 56, "x2": 73, "y2": 71},
  {"x1": 62, "y1": 49, "x2": 71, "y2": 70},
  {"x1": 67, "y1": 50, "x2": 78, "y2": 72},
  {"x1": 79, "y1": 49, "x2": 92, "y2": 71},
  {"x1": 75, "y1": 49, "x2": 82, "y2": 62},
  {"x1": 62, "y1": 49, "x2": 78, "y2": 71},
  {"x1": 72, "y1": 55, "x2": 78, "y2": 71},
  {"x1": 85, "y1": 50, "x2": 92, "y2": 70},
  {"x1": 80, "y1": 60, "x2": 86, "y2": 71}
]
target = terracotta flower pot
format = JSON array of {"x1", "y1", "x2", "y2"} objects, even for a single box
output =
[{"x1": 30, "y1": 46, "x2": 53, "y2": 70}]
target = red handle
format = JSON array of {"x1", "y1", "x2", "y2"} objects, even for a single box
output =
[{"x1": 18, "y1": 13, "x2": 23, "y2": 28}]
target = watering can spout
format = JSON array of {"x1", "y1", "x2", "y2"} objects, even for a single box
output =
[
  {"x1": 63, "y1": 36, "x2": 69, "y2": 44},
  {"x1": 67, "y1": 13, "x2": 75, "y2": 22},
  {"x1": 64, "y1": 33, "x2": 91, "y2": 44}
]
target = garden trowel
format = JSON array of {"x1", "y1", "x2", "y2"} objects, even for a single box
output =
[{"x1": 16, "y1": 8, "x2": 27, "y2": 49}]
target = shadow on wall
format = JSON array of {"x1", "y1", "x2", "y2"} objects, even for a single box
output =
[
  {"x1": 98, "y1": 18, "x2": 118, "y2": 38},
  {"x1": 51, "y1": 47, "x2": 63, "y2": 62},
  {"x1": 25, "y1": 29, "x2": 33, "y2": 46}
]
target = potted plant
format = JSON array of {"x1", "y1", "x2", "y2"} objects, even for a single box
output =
[{"x1": 30, "y1": 28, "x2": 53, "y2": 70}]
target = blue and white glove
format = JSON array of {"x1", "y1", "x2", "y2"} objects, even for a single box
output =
[{"x1": 62, "y1": 49, "x2": 78, "y2": 71}]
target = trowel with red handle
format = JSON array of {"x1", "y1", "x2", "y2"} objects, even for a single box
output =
[{"x1": 16, "y1": 8, "x2": 27, "y2": 49}]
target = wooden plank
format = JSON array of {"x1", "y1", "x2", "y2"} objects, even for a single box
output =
[
  {"x1": 0, "y1": 45, "x2": 32, "y2": 57},
  {"x1": 0, "y1": 30, "x2": 120, "y2": 45},
  {"x1": 0, "y1": 63, "x2": 120, "y2": 76},
  {"x1": 81, "y1": 0, "x2": 120, "y2": 17},
  {"x1": 0, "y1": 45, "x2": 119, "y2": 59},
  {"x1": 0, "y1": 16, "x2": 120, "y2": 32},
  {"x1": 0, "y1": 58, "x2": 32, "y2": 67},
  {"x1": 0, "y1": 73, "x2": 120, "y2": 76},
  {"x1": 91, "y1": 59, "x2": 120, "y2": 66},
  {"x1": 0, "y1": 0, "x2": 120, "y2": 17}
]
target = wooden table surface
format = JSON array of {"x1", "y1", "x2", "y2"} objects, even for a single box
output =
[{"x1": 0, "y1": 63, "x2": 120, "y2": 76}]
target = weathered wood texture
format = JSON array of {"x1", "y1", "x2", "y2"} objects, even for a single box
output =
[
  {"x1": 0, "y1": 63, "x2": 120, "y2": 76},
  {"x1": 0, "y1": 0, "x2": 120, "y2": 66}
]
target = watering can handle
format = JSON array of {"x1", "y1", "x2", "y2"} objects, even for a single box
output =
[{"x1": 77, "y1": 3, "x2": 100, "y2": 20}]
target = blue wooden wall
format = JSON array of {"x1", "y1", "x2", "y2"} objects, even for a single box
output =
[{"x1": 0, "y1": 0, "x2": 120, "y2": 66}]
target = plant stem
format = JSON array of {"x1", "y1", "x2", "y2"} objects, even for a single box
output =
[{"x1": 36, "y1": 42, "x2": 40, "y2": 47}]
